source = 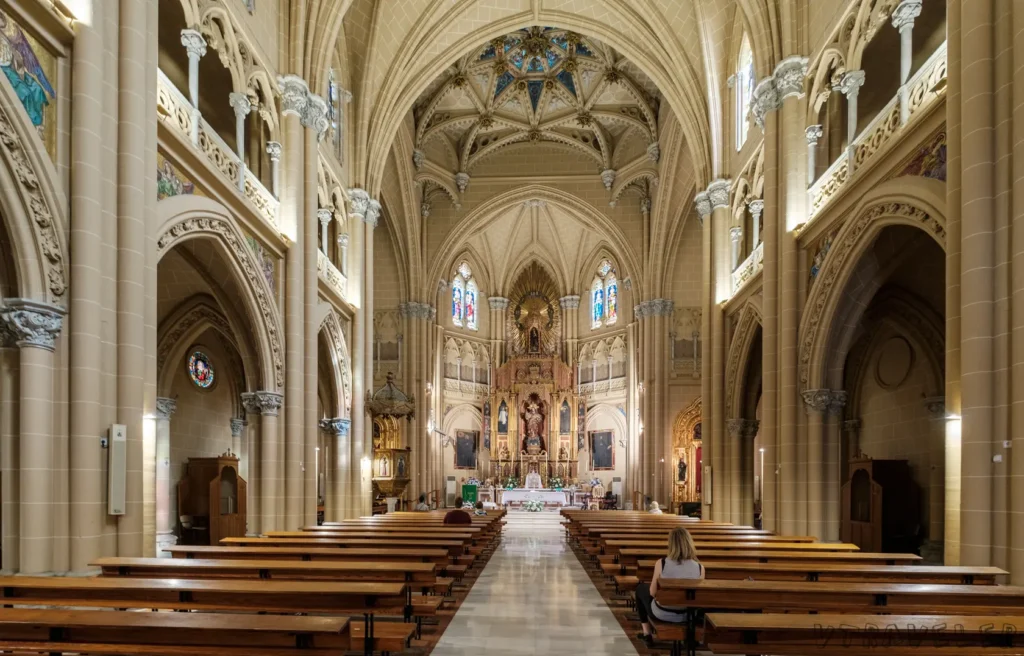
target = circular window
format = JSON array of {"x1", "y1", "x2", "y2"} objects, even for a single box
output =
[{"x1": 188, "y1": 351, "x2": 215, "y2": 389}]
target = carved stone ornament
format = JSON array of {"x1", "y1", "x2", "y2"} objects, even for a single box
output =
[
  {"x1": 229, "y1": 92, "x2": 252, "y2": 118},
  {"x1": 837, "y1": 70, "x2": 866, "y2": 99},
  {"x1": 891, "y1": 1, "x2": 923, "y2": 32},
  {"x1": 399, "y1": 301, "x2": 435, "y2": 321},
  {"x1": 455, "y1": 171, "x2": 470, "y2": 193},
  {"x1": 830, "y1": 390, "x2": 848, "y2": 415},
  {"x1": 230, "y1": 418, "x2": 246, "y2": 437},
  {"x1": 773, "y1": 56, "x2": 808, "y2": 100},
  {"x1": 640, "y1": 196, "x2": 652, "y2": 214},
  {"x1": 317, "y1": 208, "x2": 333, "y2": 226},
  {"x1": 420, "y1": 201, "x2": 431, "y2": 220},
  {"x1": 623, "y1": 278, "x2": 632, "y2": 291},
  {"x1": 0, "y1": 299, "x2": 64, "y2": 350},
  {"x1": 157, "y1": 217, "x2": 284, "y2": 389},
  {"x1": 635, "y1": 299, "x2": 674, "y2": 319},
  {"x1": 302, "y1": 93, "x2": 330, "y2": 141},
  {"x1": 801, "y1": 388, "x2": 834, "y2": 414},
  {"x1": 751, "y1": 76, "x2": 781, "y2": 128},
  {"x1": 347, "y1": 188, "x2": 371, "y2": 221},
  {"x1": 488, "y1": 297, "x2": 510, "y2": 310},
  {"x1": 706, "y1": 179, "x2": 731, "y2": 210},
  {"x1": 265, "y1": 141, "x2": 282, "y2": 161},
  {"x1": 730, "y1": 226, "x2": 743, "y2": 242},
  {"x1": 365, "y1": 199, "x2": 381, "y2": 228},
  {"x1": 747, "y1": 199, "x2": 764, "y2": 220},
  {"x1": 0, "y1": 98, "x2": 68, "y2": 303},
  {"x1": 277, "y1": 74, "x2": 309, "y2": 117},
  {"x1": 559, "y1": 295, "x2": 581, "y2": 310},
  {"x1": 601, "y1": 169, "x2": 616, "y2": 191},
  {"x1": 727, "y1": 418, "x2": 759, "y2": 438},
  {"x1": 523, "y1": 199, "x2": 545, "y2": 208},
  {"x1": 180, "y1": 29, "x2": 208, "y2": 60},
  {"x1": 923, "y1": 396, "x2": 945, "y2": 420},
  {"x1": 319, "y1": 417, "x2": 352, "y2": 437},
  {"x1": 694, "y1": 191, "x2": 712, "y2": 225},
  {"x1": 412, "y1": 149, "x2": 425, "y2": 170},
  {"x1": 155, "y1": 397, "x2": 178, "y2": 420},
  {"x1": 647, "y1": 141, "x2": 661, "y2": 163},
  {"x1": 320, "y1": 311, "x2": 353, "y2": 415},
  {"x1": 241, "y1": 391, "x2": 284, "y2": 416},
  {"x1": 805, "y1": 124, "x2": 824, "y2": 145}
]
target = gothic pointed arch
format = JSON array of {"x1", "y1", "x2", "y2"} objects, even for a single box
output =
[
  {"x1": 318, "y1": 305, "x2": 352, "y2": 419},
  {"x1": 726, "y1": 297, "x2": 763, "y2": 419},
  {"x1": 156, "y1": 194, "x2": 284, "y2": 391}
]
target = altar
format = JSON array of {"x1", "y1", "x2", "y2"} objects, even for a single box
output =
[{"x1": 501, "y1": 488, "x2": 568, "y2": 507}]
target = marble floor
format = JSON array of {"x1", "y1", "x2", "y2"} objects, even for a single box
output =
[{"x1": 431, "y1": 512, "x2": 638, "y2": 655}]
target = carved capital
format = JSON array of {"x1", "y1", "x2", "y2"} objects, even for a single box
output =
[
  {"x1": 730, "y1": 226, "x2": 743, "y2": 242},
  {"x1": 559, "y1": 295, "x2": 581, "y2": 310},
  {"x1": 347, "y1": 188, "x2": 373, "y2": 224},
  {"x1": 773, "y1": 55, "x2": 808, "y2": 100},
  {"x1": 623, "y1": 278, "x2": 632, "y2": 291},
  {"x1": 230, "y1": 418, "x2": 246, "y2": 437},
  {"x1": 805, "y1": 124, "x2": 823, "y2": 146},
  {"x1": 801, "y1": 388, "x2": 834, "y2": 414},
  {"x1": 829, "y1": 390, "x2": 848, "y2": 416},
  {"x1": 180, "y1": 29, "x2": 208, "y2": 60},
  {"x1": 706, "y1": 179, "x2": 731, "y2": 210},
  {"x1": 278, "y1": 75, "x2": 309, "y2": 117},
  {"x1": 400, "y1": 301, "x2": 435, "y2": 321},
  {"x1": 640, "y1": 196, "x2": 652, "y2": 214},
  {"x1": 455, "y1": 172, "x2": 470, "y2": 193},
  {"x1": 317, "y1": 208, "x2": 333, "y2": 226},
  {"x1": 412, "y1": 149, "x2": 425, "y2": 170},
  {"x1": 635, "y1": 298, "x2": 674, "y2": 319},
  {"x1": 338, "y1": 233, "x2": 349, "y2": 248},
  {"x1": 302, "y1": 93, "x2": 330, "y2": 141},
  {"x1": 365, "y1": 199, "x2": 381, "y2": 228},
  {"x1": 647, "y1": 141, "x2": 661, "y2": 162},
  {"x1": 694, "y1": 191, "x2": 712, "y2": 225},
  {"x1": 265, "y1": 141, "x2": 282, "y2": 161},
  {"x1": 0, "y1": 299, "x2": 65, "y2": 351},
  {"x1": 751, "y1": 76, "x2": 781, "y2": 128},
  {"x1": 601, "y1": 169, "x2": 616, "y2": 190},
  {"x1": 319, "y1": 417, "x2": 351, "y2": 437},
  {"x1": 747, "y1": 199, "x2": 764, "y2": 220},
  {"x1": 488, "y1": 297, "x2": 510, "y2": 310},
  {"x1": 837, "y1": 70, "x2": 866, "y2": 99},
  {"x1": 229, "y1": 92, "x2": 252, "y2": 118},
  {"x1": 241, "y1": 391, "x2": 284, "y2": 416},
  {"x1": 155, "y1": 397, "x2": 177, "y2": 420},
  {"x1": 891, "y1": 0, "x2": 922, "y2": 32},
  {"x1": 420, "y1": 201, "x2": 431, "y2": 220},
  {"x1": 727, "y1": 418, "x2": 759, "y2": 438}
]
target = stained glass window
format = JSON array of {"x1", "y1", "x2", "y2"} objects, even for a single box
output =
[
  {"x1": 452, "y1": 278, "x2": 464, "y2": 327},
  {"x1": 465, "y1": 279, "x2": 478, "y2": 331},
  {"x1": 605, "y1": 273, "x2": 618, "y2": 325},
  {"x1": 591, "y1": 277, "x2": 604, "y2": 329},
  {"x1": 736, "y1": 33, "x2": 754, "y2": 150},
  {"x1": 188, "y1": 351, "x2": 215, "y2": 389}
]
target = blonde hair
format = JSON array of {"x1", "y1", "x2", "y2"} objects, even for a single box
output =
[{"x1": 666, "y1": 527, "x2": 698, "y2": 563}]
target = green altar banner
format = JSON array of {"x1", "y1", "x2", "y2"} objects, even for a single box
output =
[{"x1": 461, "y1": 484, "x2": 478, "y2": 504}]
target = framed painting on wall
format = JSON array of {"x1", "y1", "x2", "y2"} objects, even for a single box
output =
[
  {"x1": 559, "y1": 400, "x2": 570, "y2": 434},
  {"x1": 455, "y1": 430, "x2": 478, "y2": 469},
  {"x1": 590, "y1": 430, "x2": 614, "y2": 470}
]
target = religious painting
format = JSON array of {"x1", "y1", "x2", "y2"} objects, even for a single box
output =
[
  {"x1": 157, "y1": 153, "x2": 199, "y2": 201},
  {"x1": 0, "y1": 10, "x2": 57, "y2": 160},
  {"x1": 577, "y1": 400, "x2": 586, "y2": 451},
  {"x1": 590, "y1": 430, "x2": 614, "y2": 470},
  {"x1": 482, "y1": 401, "x2": 491, "y2": 450},
  {"x1": 559, "y1": 399, "x2": 571, "y2": 434},
  {"x1": 693, "y1": 422, "x2": 702, "y2": 441},
  {"x1": 455, "y1": 430, "x2": 478, "y2": 469},
  {"x1": 591, "y1": 282, "x2": 604, "y2": 329},
  {"x1": 497, "y1": 400, "x2": 508, "y2": 434},
  {"x1": 605, "y1": 275, "x2": 618, "y2": 325}
]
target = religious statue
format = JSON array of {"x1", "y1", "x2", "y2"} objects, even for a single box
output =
[
  {"x1": 558, "y1": 445, "x2": 568, "y2": 461},
  {"x1": 497, "y1": 402, "x2": 509, "y2": 433},
  {"x1": 522, "y1": 401, "x2": 545, "y2": 452},
  {"x1": 378, "y1": 455, "x2": 390, "y2": 477},
  {"x1": 499, "y1": 443, "x2": 510, "y2": 460},
  {"x1": 529, "y1": 327, "x2": 540, "y2": 353},
  {"x1": 678, "y1": 459, "x2": 687, "y2": 483}
]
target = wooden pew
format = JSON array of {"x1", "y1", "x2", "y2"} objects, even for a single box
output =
[
  {"x1": 634, "y1": 560, "x2": 1006, "y2": 585},
  {"x1": 605, "y1": 539, "x2": 856, "y2": 554},
  {"x1": 616, "y1": 548, "x2": 920, "y2": 571},
  {"x1": 221, "y1": 536, "x2": 469, "y2": 558},
  {"x1": 166, "y1": 544, "x2": 449, "y2": 565},
  {"x1": 0, "y1": 608, "x2": 354, "y2": 655},
  {"x1": 704, "y1": 613, "x2": 1024, "y2": 655}
]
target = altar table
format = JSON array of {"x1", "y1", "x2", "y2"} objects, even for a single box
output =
[{"x1": 501, "y1": 489, "x2": 568, "y2": 506}]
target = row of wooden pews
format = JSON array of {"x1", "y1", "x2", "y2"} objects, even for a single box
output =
[
  {"x1": 0, "y1": 508, "x2": 504, "y2": 655},
  {"x1": 563, "y1": 509, "x2": 1017, "y2": 656}
]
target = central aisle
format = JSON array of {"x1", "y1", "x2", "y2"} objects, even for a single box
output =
[{"x1": 432, "y1": 512, "x2": 638, "y2": 655}]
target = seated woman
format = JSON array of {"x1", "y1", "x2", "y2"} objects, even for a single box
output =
[
  {"x1": 649, "y1": 501, "x2": 663, "y2": 514},
  {"x1": 473, "y1": 501, "x2": 488, "y2": 516},
  {"x1": 634, "y1": 526, "x2": 704, "y2": 647}
]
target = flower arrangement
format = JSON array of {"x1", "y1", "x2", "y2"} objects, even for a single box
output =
[
  {"x1": 503, "y1": 476, "x2": 520, "y2": 490},
  {"x1": 547, "y1": 475, "x2": 564, "y2": 489},
  {"x1": 523, "y1": 499, "x2": 544, "y2": 512}
]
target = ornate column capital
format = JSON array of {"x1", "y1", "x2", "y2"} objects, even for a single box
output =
[
  {"x1": 348, "y1": 188, "x2": 380, "y2": 227},
  {"x1": 277, "y1": 74, "x2": 309, "y2": 117},
  {"x1": 488, "y1": 297, "x2": 510, "y2": 310},
  {"x1": 728, "y1": 418, "x2": 760, "y2": 438},
  {"x1": 265, "y1": 141, "x2": 282, "y2": 161},
  {"x1": 634, "y1": 299, "x2": 674, "y2": 319},
  {"x1": 843, "y1": 418, "x2": 862, "y2": 434},
  {"x1": 455, "y1": 171, "x2": 470, "y2": 193},
  {"x1": 726, "y1": 418, "x2": 744, "y2": 437},
  {"x1": 317, "y1": 207, "x2": 333, "y2": 227},
  {"x1": 302, "y1": 93, "x2": 330, "y2": 141},
  {"x1": 837, "y1": 70, "x2": 866, "y2": 99},
  {"x1": 241, "y1": 391, "x2": 284, "y2": 416},
  {"x1": 829, "y1": 390, "x2": 848, "y2": 416},
  {"x1": 729, "y1": 226, "x2": 743, "y2": 242},
  {"x1": 773, "y1": 55, "x2": 808, "y2": 100},
  {"x1": 747, "y1": 199, "x2": 764, "y2": 219},
  {"x1": 365, "y1": 199, "x2": 381, "y2": 227},
  {"x1": 0, "y1": 299, "x2": 65, "y2": 351},
  {"x1": 924, "y1": 396, "x2": 945, "y2": 420},
  {"x1": 640, "y1": 196, "x2": 652, "y2": 214},
  {"x1": 559, "y1": 295, "x2": 581, "y2": 310},
  {"x1": 180, "y1": 29, "x2": 208, "y2": 60},
  {"x1": 646, "y1": 141, "x2": 661, "y2": 163},
  {"x1": 891, "y1": 0, "x2": 922, "y2": 32},
  {"x1": 338, "y1": 233, "x2": 349, "y2": 248},
  {"x1": 751, "y1": 76, "x2": 781, "y2": 128},
  {"x1": 229, "y1": 92, "x2": 252, "y2": 118},
  {"x1": 694, "y1": 191, "x2": 712, "y2": 226},
  {"x1": 412, "y1": 149, "x2": 425, "y2": 170},
  {"x1": 706, "y1": 179, "x2": 732, "y2": 210},
  {"x1": 400, "y1": 302, "x2": 436, "y2": 321},
  {"x1": 319, "y1": 417, "x2": 351, "y2": 437},
  {"x1": 601, "y1": 169, "x2": 616, "y2": 190},
  {"x1": 801, "y1": 388, "x2": 834, "y2": 414},
  {"x1": 155, "y1": 397, "x2": 177, "y2": 420},
  {"x1": 805, "y1": 124, "x2": 823, "y2": 145},
  {"x1": 420, "y1": 201, "x2": 431, "y2": 220},
  {"x1": 230, "y1": 418, "x2": 247, "y2": 437}
]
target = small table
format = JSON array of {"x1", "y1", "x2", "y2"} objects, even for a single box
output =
[{"x1": 501, "y1": 489, "x2": 568, "y2": 507}]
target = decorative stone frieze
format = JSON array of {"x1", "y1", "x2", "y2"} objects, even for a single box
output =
[
  {"x1": 241, "y1": 391, "x2": 284, "y2": 416},
  {"x1": 774, "y1": 56, "x2": 808, "y2": 100},
  {"x1": 727, "y1": 418, "x2": 760, "y2": 438},
  {"x1": 634, "y1": 299, "x2": 674, "y2": 319},
  {"x1": 559, "y1": 295, "x2": 581, "y2": 310},
  {"x1": 488, "y1": 297, "x2": 510, "y2": 310},
  {"x1": 319, "y1": 417, "x2": 351, "y2": 436},
  {"x1": 0, "y1": 299, "x2": 65, "y2": 350}
]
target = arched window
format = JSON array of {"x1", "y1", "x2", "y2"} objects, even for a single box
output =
[
  {"x1": 591, "y1": 259, "x2": 617, "y2": 329},
  {"x1": 451, "y1": 262, "x2": 478, "y2": 330},
  {"x1": 735, "y1": 33, "x2": 754, "y2": 150}
]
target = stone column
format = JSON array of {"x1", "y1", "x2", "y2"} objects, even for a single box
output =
[
  {"x1": 489, "y1": 297, "x2": 509, "y2": 366},
  {"x1": 738, "y1": 419, "x2": 759, "y2": 527},
  {"x1": 748, "y1": 200, "x2": 763, "y2": 247},
  {"x1": 154, "y1": 398, "x2": 176, "y2": 554},
  {"x1": 240, "y1": 395, "x2": 261, "y2": 535},
  {"x1": 242, "y1": 391, "x2": 283, "y2": 532},
  {"x1": 339, "y1": 234, "x2": 350, "y2": 277},
  {"x1": 319, "y1": 418, "x2": 351, "y2": 522},
  {"x1": 560, "y1": 296, "x2": 580, "y2": 366},
  {"x1": 231, "y1": 418, "x2": 246, "y2": 469},
  {"x1": 891, "y1": 1, "x2": 922, "y2": 126},
  {"x1": 837, "y1": 70, "x2": 865, "y2": 174},
  {"x1": 801, "y1": 389, "x2": 831, "y2": 539},
  {"x1": 843, "y1": 419, "x2": 862, "y2": 467},
  {"x1": 229, "y1": 92, "x2": 252, "y2": 192},
  {"x1": 805, "y1": 125, "x2": 823, "y2": 187},
  {"x1": 179, "y1": 29, "x2": 207, "y2": 146},
  {"x1": 707, "y1": 179, "x2": 731, "y2": 520},
  {"x1": 266, "y1": 142, "x2": 282, "y2": 198},
  {"x1": 923, "y1": 396, "x2": 946, "y2": 562},
  {"x1": 725, "y1": 420, "x2": 743, "y2": 525},
  {"x1": 824, "y1": 391, "x2": 847, "y2": 541},
  {"x1": 650, "y1": 300, "x2": 674, "y2": 506},
  {"x1": 318, "y1": 208, "x2": 332, "y2": 255},
  {"x1": 0, "y1": 301, "x2": 64, "y2": 573},
  {"x1": 696, "y1": 193, "x2": 713, "y2": 518},
  {"x1": 729, "y1": 226, "x2": 742, "y2": 271}
]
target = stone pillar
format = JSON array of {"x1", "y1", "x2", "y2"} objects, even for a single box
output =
[
  {"x1": 240, "y1": 395, "x2": 261, "y2": 535},
  {"x1": 560, "y1": 296, "x2": 580, "y2": 366},
  {"x1": 805, "y1": 125, "x2": 823, "y2": 186},
  {"x1": 738, "y1": 420, "x2": 759, "y2": 527},
  {"x1": 748, "y1": 200, "x2": 763, "y2": 248},
  {"x1": 824, "y1": 391, "x2": 847, "y2": 541},
  {"x1": 229, "y1": 92, "x2": 252, "y2": 192},
  {"x1": 242, "y1": 391, "x2": 283, "y2": 532},
  {"x1": 923, "y1": 396, "x2": 946, "y2": 562},
  {"x1": 708, "y1": 179, "x2": 731, "y2": 520},
  {"x1": 179, "y1": 29, "x2": 207, "y2": 146},
  {"x1": 319, "y1": 418, "x2": 351, "y2": 522},
  {"x1": 0, "y1": 301, "x2": 64, "y2": 573},
  {"x1": 801, "y1": 389, "x2": 830, "y2": 539},
  {"x1": 891, "y1": 1, "x2": 922, "y2": 126},
  {"x1": 729, "y1": 226, "x2": 742, "y2": 271},
  {"x1": 696, "y1": 194, "x2": 714, "y2": 519},
  {"x1": 725, "y1": 420, "x2": 743, "y2": 525},
  {"x1": 837, "y1": 70, "x2": 865, "y2": 174},
  {"x1": 489, "y1": 297, "x2": 509, "y2": 366},
  {"x1": 266, "y1": 142, "x2": 282, "y2": 198},
  {"x1": 231, "y1": 418, "x2": 246, "y2": 467},
  {"x1": 843, "y1": 419, "x2": 862, "y2": 466},
  {"x1": 154, "y1": 398, "x2": 176, "y2": 554},
  {"x1": 318, "y1": 208, "x2": 332, "y2": 254}
]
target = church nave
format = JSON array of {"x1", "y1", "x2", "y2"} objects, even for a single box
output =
[{"x1": 433, "y1": 513, "x2": 637, "y2": 656}]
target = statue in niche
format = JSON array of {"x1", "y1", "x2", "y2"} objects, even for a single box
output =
[
  {"x1": 521, "y1": 400, "x2": 546, "y2": 453},
  {"x1": 558, "y1": 445, "x2": 568, "y2": 461},
  {"x1": 529, "y1": 327, "x2": 540, "y2": 353},
  {"x1": 378, "y1": 455, "x2": 390, "y2": 477},
  {"x1": 678, "y1": 459, "x2": 687, "y2": 483}
]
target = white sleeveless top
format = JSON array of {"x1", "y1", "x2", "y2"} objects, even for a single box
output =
[{"x1": 652, "y1": 558, "x2": 702, "y2": 622}]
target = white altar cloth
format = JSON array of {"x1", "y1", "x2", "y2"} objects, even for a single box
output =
[{"x1": 501, "y1": 489, "x2": 568, "y2": 506}]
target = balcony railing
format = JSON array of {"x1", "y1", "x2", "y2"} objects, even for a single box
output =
[
  {"x1": 809, "y1": 43, "x2": 947, "y2": 218},
  {"x1": 444, "y1": 379, "x2": 490, "y2": 397},
  {"x1": 731, "y1": 241, "x2": 764, "y2": 294},
  {"x1": 579, "y1": 377, "x2": 627, "y2": 396},
  {"x1": 157, "y1": 70, "x2": 279, "y2": 228},
  {"x1": 317, "y1": 250, "x2": 347, "y2": 301}
]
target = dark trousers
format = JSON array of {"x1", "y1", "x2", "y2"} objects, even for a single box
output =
[{"x1": 635, "y1": 581, "x2": 656, "y2": 624}]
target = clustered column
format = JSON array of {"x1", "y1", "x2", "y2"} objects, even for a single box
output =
[
  {"x1": 635, "y1": 299, "x2": 673, "y2": 507},
  {"x1": 154, "y1": 398, "x2": 176, "y2": 553},
  {"x1": 179, "y1": 29, "x2": 207, "y2": 146},
  {"x1": 241, "y1": 391, "x2": 283, "y2": 533},
  {"x1": 488, "y1": 297, "x2": 509, "y2": 366},
  {"x1": 319, "y1": 418, "x2": 351, "y2": 522}
]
